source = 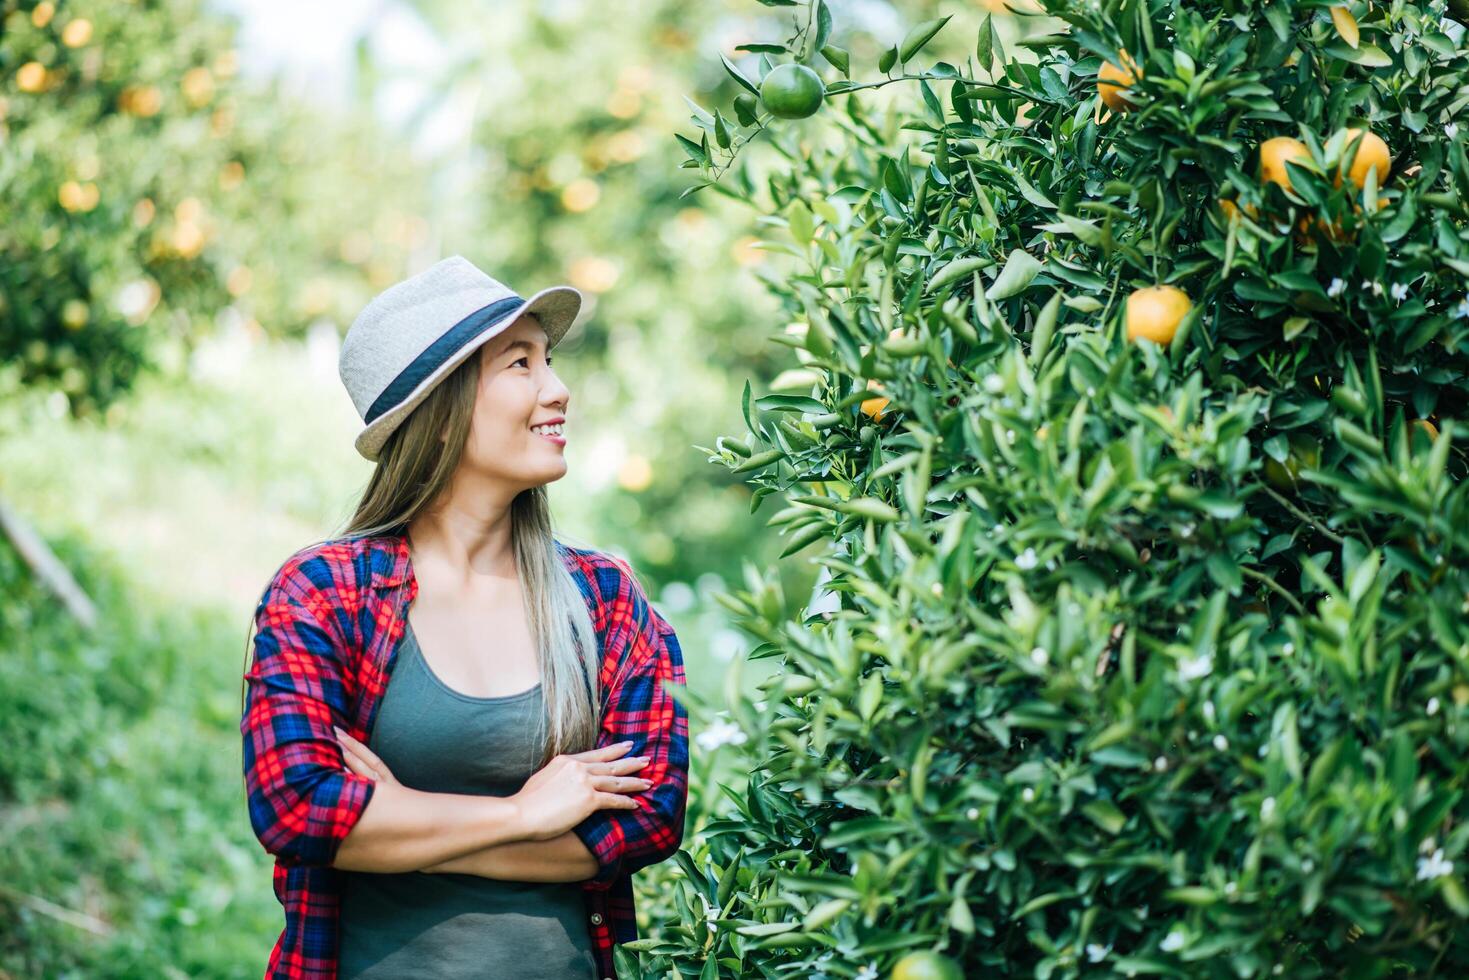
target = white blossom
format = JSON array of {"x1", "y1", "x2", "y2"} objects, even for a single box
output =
[
  {"x1": 966, "y1": 807, "x2": 980, "y2": 820},
  {"x1": 1160, "y1": 929, "x2": 1186, "y2": 952},
  {"x1": 1022, "y1": 787, "x2": 1036, "y2": 802},
  {"x1": 1391, "y1": 282, "x2": 1410, "y2": 302},
  {"x1": 695, "y1": 716, "x2": 748, "y2": 752},
  {"x1": 1261, "y1": 796, "x2": 1277, "y2": 820},
  {"x1": 1154, "y1": 755, "x2": 1168, "y2": 771},
  {"x1": 1282, "y1": 642, "x2": 1295, "y2": 656},
  {"x1": 1428, "y1": 697, "x2": 1441, "y2": 716},
  {"x1": 1213, "y1": 734, "x2": 1229, "y2": 751},
  {"x1": 1179, "y1": 653, "x2": 1213, "y2": 681},
  {"x1": 1016, "y1": 548, "x2": 1038, "y2": 570},
  {"x1": 1030, "y1": 646, "x2": 1050, "y2": 666},
  {"x1": 1086, "y1": 943, "x2": 1112, "y2": 963},
  {"x1": 983, "y1": 373, "x2": 1005, "y2": 393},
  {"x1": 855, "y1": 964, "x2": 880, "y2": 980},
  {"x1": 1448, "y1": 122, "x2": 1460, "y2": 141},
  {"x1": 1453, "y1": 297, "x2": 1469, "y2": 319},
  {"x1": 1417, "y1": 848, "x2": 1454, "y2": 881},
  {"x1": 1327, "y1": 278, "x2": 1346, "y2": 298},
  {"x1": 1362, "y1": 279, "x2": 1384, "y2": 296}
]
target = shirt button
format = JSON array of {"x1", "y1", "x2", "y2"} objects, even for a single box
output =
[{"x1": 590, "y1": 912, "x2": 604, "y2": 925}]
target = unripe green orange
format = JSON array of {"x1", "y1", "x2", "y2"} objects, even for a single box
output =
[
  {"x1": 890, "y1": 950, "x2": 964, "y2": 980},
  {"x1": 759, "y1": 63, "x2": 825, "y2": 120}
]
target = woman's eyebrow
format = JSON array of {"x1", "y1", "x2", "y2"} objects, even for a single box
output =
[{"x1": 498, "y1": 338, "x2": 548, "y2": 355}]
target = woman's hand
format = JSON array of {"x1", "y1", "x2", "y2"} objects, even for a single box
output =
[
  {"x1": 510, "y1": 742, "x2": 652, "y2": 842},
  {"x1": 333, "y1": 726, "x2": 402, "y2": 789}
]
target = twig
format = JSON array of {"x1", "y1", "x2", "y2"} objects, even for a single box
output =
[
  {"x1": 0, "y1": 494, "x2": 97, "y2": 631},
  {"x1": 1241, "y1": 565, "x2": 1307, "y2": 617},
  {"x1": 0, "y1": 882, "x2": 113, "y2": 937},
  {"x1": 1259, "y1": 484, "x2": 1347, "y2": 546}
]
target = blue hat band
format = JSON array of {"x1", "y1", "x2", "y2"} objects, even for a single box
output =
[{"x1": 364, "y1": 294, "x2": 525, "y2": 424}]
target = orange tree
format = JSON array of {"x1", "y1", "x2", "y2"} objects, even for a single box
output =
[
  {"x1": 640, "y1": 0, "x2": 1469, "y2": 976},
  {"x1": 0, "y1": 0, "x2": 429, "y2": 419}
]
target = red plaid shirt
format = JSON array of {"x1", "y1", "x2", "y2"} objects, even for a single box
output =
[{"x1": 241, "y1": 532, "x2": 689, "y2": 980}]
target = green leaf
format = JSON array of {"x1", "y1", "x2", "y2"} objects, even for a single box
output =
[
  {"x1": 720, "y1": 53, "x2": 759, "y2": 95},
  {"x1": 899, "y1": 15, "x2": 952, "y2": 64},
  {"x1": 986, "y1": 249, "x2": 1043, "y2": 299},
  {"x1": 675, "y1": 132, "x2": 709, "y2": 166},
  {"x1": 1323, "y1": 42, "x2": 1392, "y2": 67},
  {"x1": 819, "y1": 44, "x2": 850, "y2": 76},
  {"x1": 976, "y1": 15, "x2": 996, "y2": 71},
  {"x1": 1081, "y1": 799, "x2": 1126, "y2": 834},
  {"x1": 926, "y1": 255, "x2": 992, "y2": 293}
]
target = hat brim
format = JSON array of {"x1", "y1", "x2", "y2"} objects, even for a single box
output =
[{"x1": 353, "y1": 284, "x2": 583, "y2": 461}]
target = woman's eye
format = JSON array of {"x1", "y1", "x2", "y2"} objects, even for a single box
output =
[{"x1": 513, "y1": 356, "x2": 553, "y2": 368}]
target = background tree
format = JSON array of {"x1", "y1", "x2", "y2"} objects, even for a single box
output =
[
  {"x1": 645, "y1": 0, "x2": 1469, "y2": 976},
  {"x1": 0, "y1": 0, "x2": 430, "y2": 422}
]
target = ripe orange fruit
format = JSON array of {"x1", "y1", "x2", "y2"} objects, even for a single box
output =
[
  {"x1": 1219, "y1": 198, "x2": 1259, "y2": 222},
  {"x1": 1125, "y1": 285, "x2": 1192, "y2": 345},
  {"x1": 1259, "y1": 137, "x2": 1311, "y2": 194},
  {"x1": 1097, "y1": 49, "x2": 1142, "y2": 113},
  {"x1": 860, "y1": 378, "x2": 889, "y2": 420},
  {"x1": 1410, "y1": 418, "x2": 1439, "y2": 451},
  {"x1": 759, "y1": 63, "x2": 825, "y2": 120},
  {"x1": 890, "y1": 950, "x2": 964, "y2": 980},
  {"x1": 1336, "y1": 128, "x2": 1390, "y2": 190}
]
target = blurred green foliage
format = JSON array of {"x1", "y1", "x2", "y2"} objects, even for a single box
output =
[{"x1": 393, "y1": 0, "x2": 810, "y2": 587}]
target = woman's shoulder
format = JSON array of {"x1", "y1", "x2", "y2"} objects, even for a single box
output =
[
  {"x1": 555, "y1": 540, "x2": 671, "y2": 634},
  {"x1": 555, "y1": 540, "x2": 643, "y2": 597},
  {"x1": 259, "y1": 533, "x2": 389, "y2": 604}
]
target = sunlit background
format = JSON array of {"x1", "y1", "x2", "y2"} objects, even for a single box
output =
[{"x1": 0, "y1": 0, "x2": 914, "y2": 972}]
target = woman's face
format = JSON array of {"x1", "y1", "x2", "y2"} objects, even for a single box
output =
[{"x1": 461, "y1": 311, "x2": 570, "y2": 490}]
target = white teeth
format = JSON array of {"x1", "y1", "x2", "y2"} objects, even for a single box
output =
[{"x1": 532, "y1": 423, "x2": 564, "y2": 436}]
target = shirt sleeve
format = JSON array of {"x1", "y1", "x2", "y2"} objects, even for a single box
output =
[
  {"x1": 570, "y1": 563, "x2": 690, "y2": 889},
  {"x1": 240, "y1": 562, "x2": 377, "y2": 868}
]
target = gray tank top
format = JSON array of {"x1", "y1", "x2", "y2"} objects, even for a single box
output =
[{"x1": 338, "y1": 620, "x2": 597, "y2": 979}]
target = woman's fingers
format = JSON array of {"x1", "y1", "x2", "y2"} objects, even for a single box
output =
[
  {"x1": 599, "y1": 792, "x2": 643, "y2": 810},
  {"x1": 574, "y1": 741, "x2": 637, "y2": 762},
  {"x1": 334, "y1": 726, "x2": 392, "y2": 783},
  {"x1": 597, "y1": 774, "x2": 653, "y2": 794},
  {"x1": 589, "y1": 755, "x2": 651, "y2": 776}
]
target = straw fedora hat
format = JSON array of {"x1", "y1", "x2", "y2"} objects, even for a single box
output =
[{"x1": 339, "y1": 255, "x2": 583, "y2": 461}]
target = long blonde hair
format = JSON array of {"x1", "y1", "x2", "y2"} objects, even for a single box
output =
[{"x1": 241, "y1": 342, "x2": 602, "y2": 768}]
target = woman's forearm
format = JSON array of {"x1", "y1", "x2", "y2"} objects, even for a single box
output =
[
  {"x1": 423, "y1": 830, "x2": 600, "y2": 883},
  {"x1": 332, "y1": 780, "x2": 530, "y2": 873}
]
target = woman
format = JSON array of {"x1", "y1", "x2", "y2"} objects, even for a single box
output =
[{"x1": 239, "y1": 255, "x2": 690, "y2": 980}]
